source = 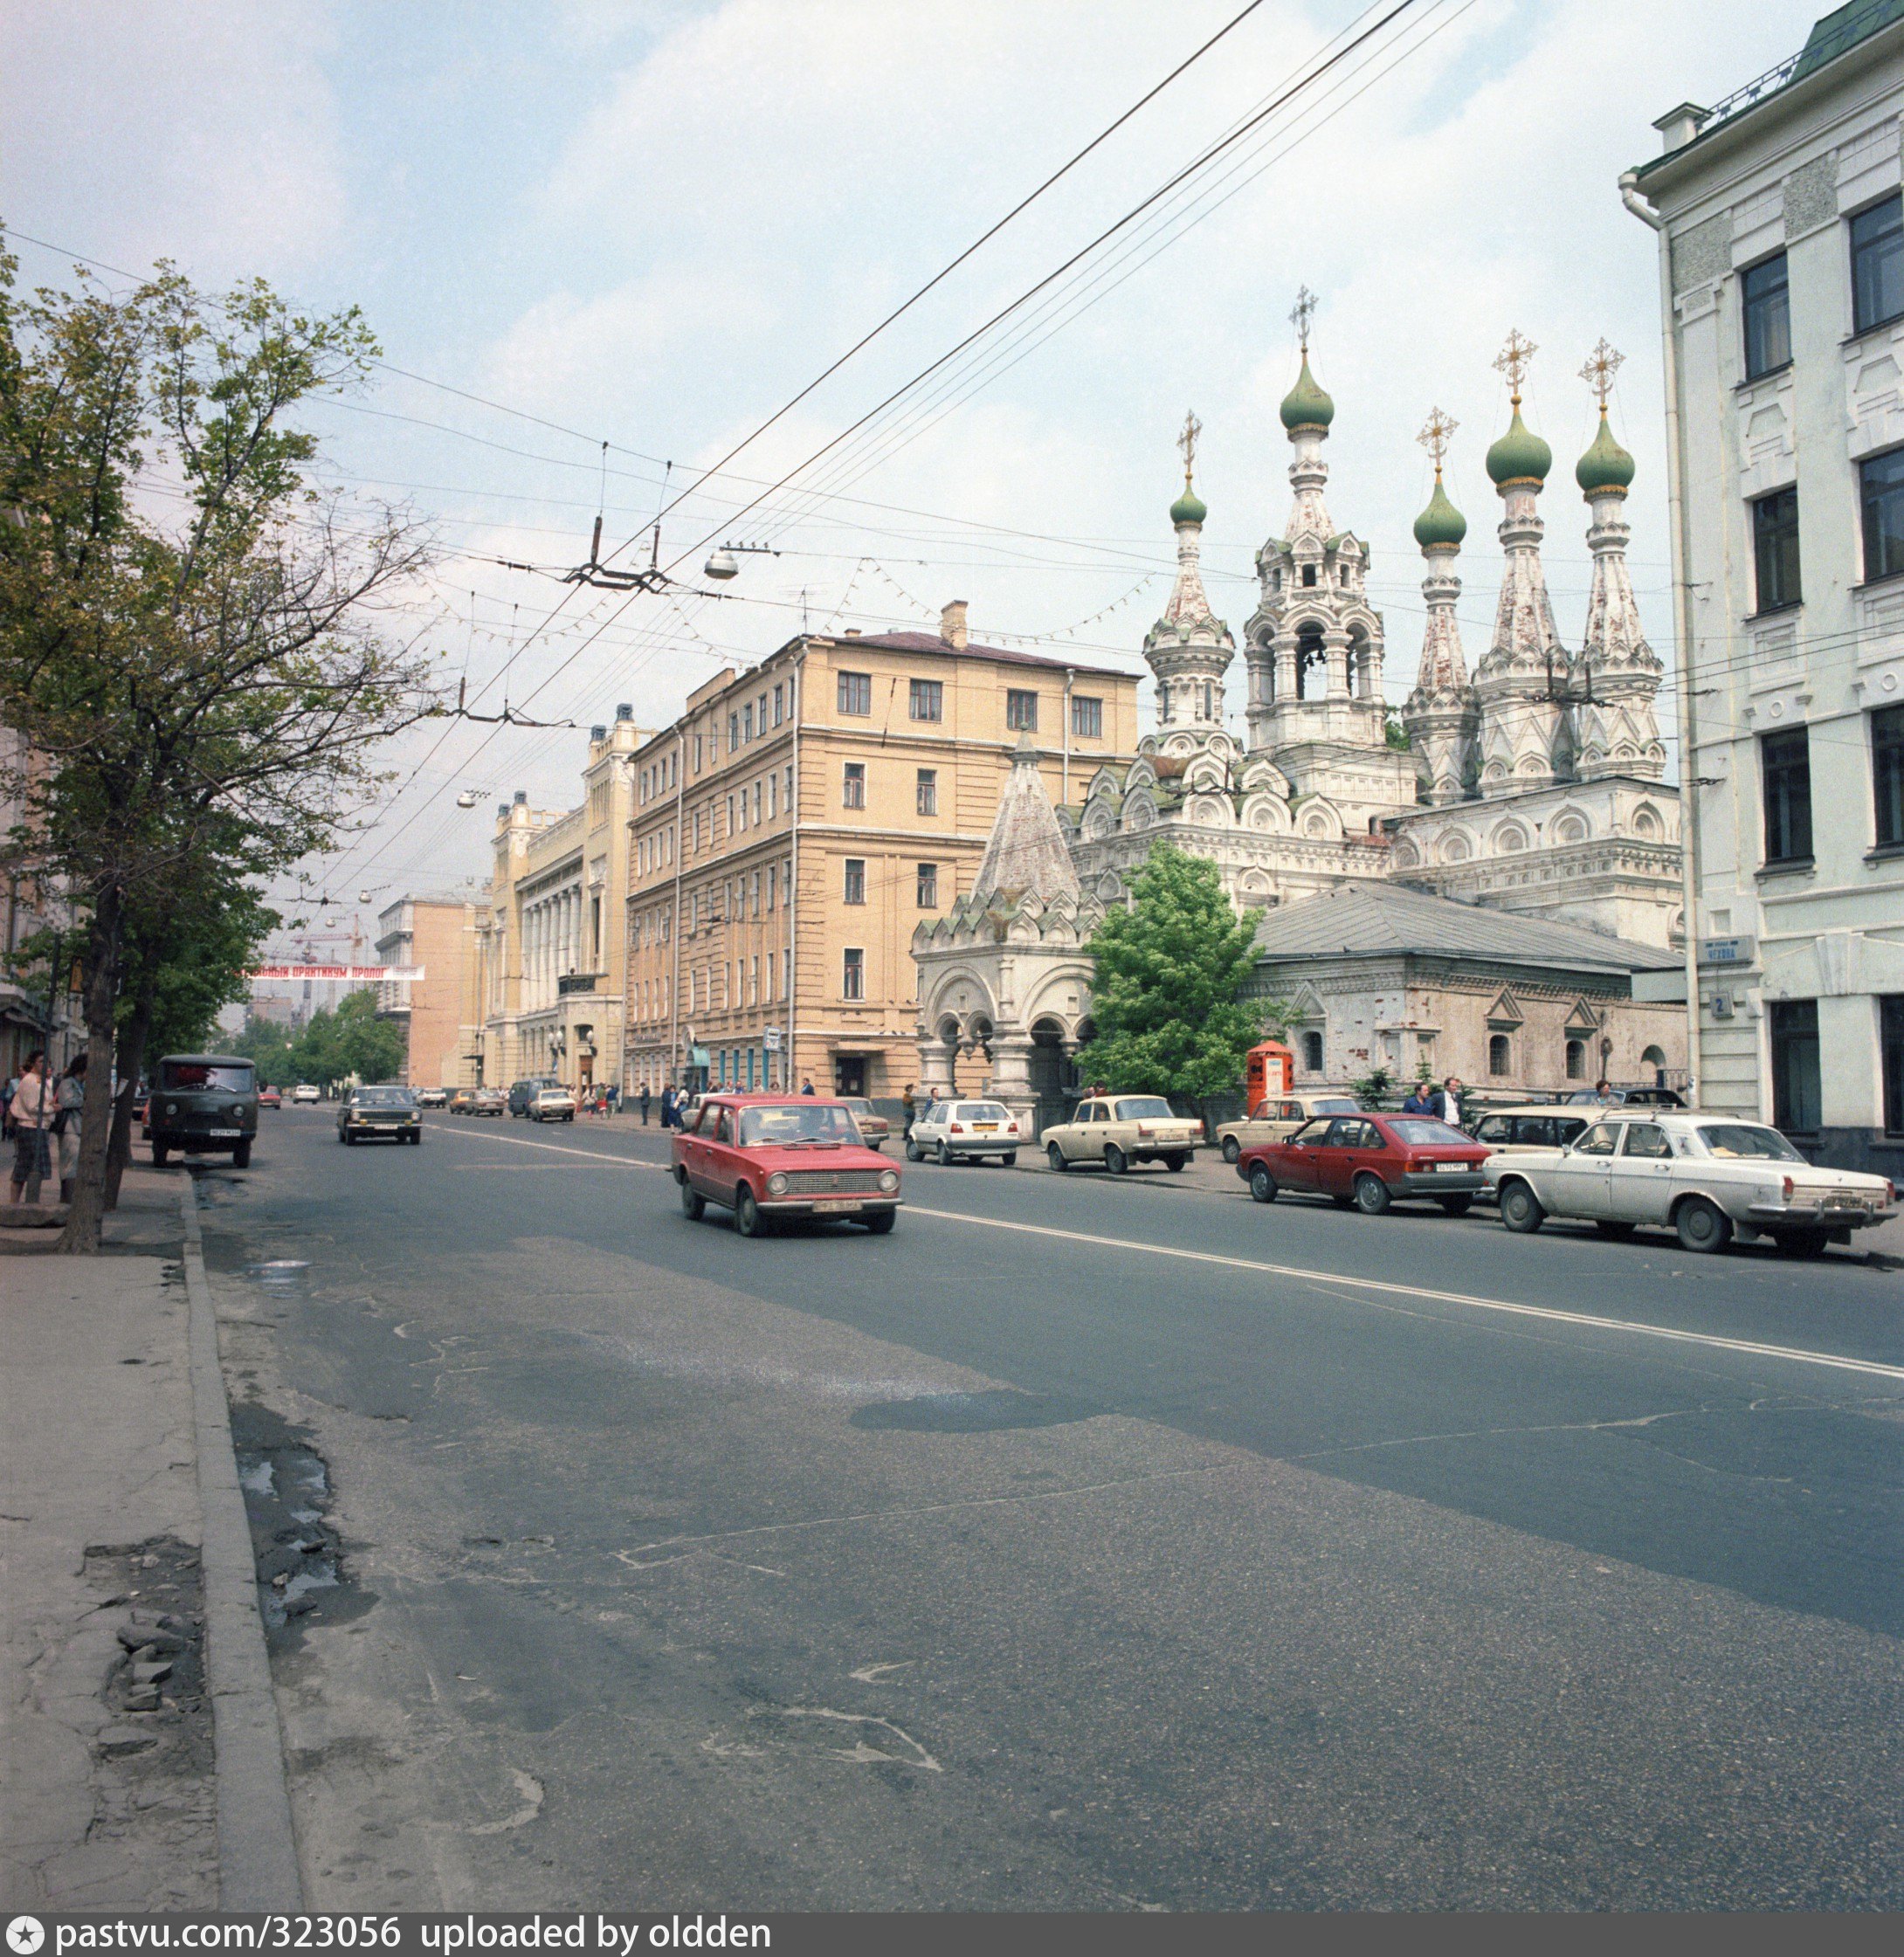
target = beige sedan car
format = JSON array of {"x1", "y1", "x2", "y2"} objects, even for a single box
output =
[
  {"x1": 1216, "y1": 1091, "x2": 1362, "y2": 1165},
  {"x1": 1487, "y1": 1111, "x2": 1897, "y2": 1255},
  {"x1": 1044, "y1": 1095, "x2": 1203, "y2": 1175}
]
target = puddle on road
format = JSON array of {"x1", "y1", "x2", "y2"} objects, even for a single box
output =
[
  {"x1": 229, "y1": 1402, "x2": 370, "y2": 1642},
  {"x1": 248, "y1": 1260, "x2": 311, "y2": 1299},
  {"x1": 851, "y1": 1387, "x2": 1100, "y2": 1434}
]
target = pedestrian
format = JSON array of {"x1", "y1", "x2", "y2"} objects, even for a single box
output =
[
  {"x1": 800, "y1": 1077, "x2": 816, "y2": 1096},
  {"x1": 1400, "y1": 1079, "x2": 1432, "y2": 1116},
  {"x1": 1, "y1": 1067, "x2": 16, "y2": 1140},
  {"x1": 640, "y1": 1083, "x2": 652, "y2": 1126},
  {"x1": 660, "y1": 1084, "x2": 676, "y2": 1129},
  {"x1": 53, "y1": 1051, "x2": 86, "y2": 1204},
  {"x1": 1592, "y1": 1077, "x2": 1618, "y2": 1107},
  {"x1": 900, "y1": 1082, "x2": 916, "y2": 1138},
  {"x1": 8, "y1": 1050, "x2": 53, "y2": 1207},
  {"x1": 1439, "y1": 1075, "x2": 1465, "y2": 1128}
]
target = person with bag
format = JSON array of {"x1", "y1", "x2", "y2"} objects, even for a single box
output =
[
  {"x1": 8, "y1": 1050, "x2": 53, "y2": 1207},
  {"x1": 52, "y1": 1051, "x2": 86, "y2": 1203}
]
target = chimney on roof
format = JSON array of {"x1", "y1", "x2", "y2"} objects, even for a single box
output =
[
  {"x1": 590, "y1": 723, "x2": 607, "y2": 743},
  {"x1": 1652, "y1": 101, "x2": 1709, "y2": 153},
  {"x1": 616, "y1": 701, "x2": 633, "y2": 721},
  {"x1": 843, "y1": 627, "x2": 860, "y2": 637},
  {"x1": 514, "y1": 789, "x2": 528, "y2": 805},
  {"x1": 940, "y1": 599, "x2": 969, "y2": 651}
]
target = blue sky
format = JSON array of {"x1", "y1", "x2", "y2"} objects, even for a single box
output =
[{"x1": 3, "y1": 0, "x2": 1820, "y2": 914}]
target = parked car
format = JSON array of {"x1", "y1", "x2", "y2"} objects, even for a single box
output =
[
  {"x1": 907, "y1": 1097, "x2": 1024, "y2": 1166},
  {"x1": 1042, "y1": 1094, "x2": 1201, "y2": 1175},
  {"x1": 337, "y1": 1084, "x2": 422, "y2": 1145},
  {"x1": 673, "y1": 1093, "x2": 901, "y2": 1237},
  {"x1": 144, "y1": 1055, "x2": 260, "y2": 1168},
  {"x1": 417, "y1": 1086, "x2": 448, "y2": 1108},
  {"x1": 471, "y1": 1086, "x2": 507, "y2": 1116},
  {"x1": 448, "y1": 1087, "x2": 476, "y2": 1114},
  {"x1": 838, "y1": 1097, "x2": 891, "y2": 1149},
  {"x1": 1215, "y1": 1091, "x2": 1362, "y2": 1164},
  {"x1": 1486, "y1": 1112, "x2": 1897, "y2": 1255},
  {"x1": 258, "y1": 1085, "x2": 283, "y2": 1110},
  {"x1": 292, "y1": 1083, "x2": 321, "y2": 1105},
  {"x1": 1463, "y1": 1104, "x2": 1591, "y2": 1199},
  {"x1": 1238, "y1": 1112, "x2": 1489, "y2": 1215},
  {"x1": 508, "y1": 1076, "x2": 565, "y2": 1118},
  {"x1": 1559, "y1": 1085, "x2": 1687, "y2": 1107},
  {"x1": 528, "y1": 1085, "x2": 576, "y2": 1123}
]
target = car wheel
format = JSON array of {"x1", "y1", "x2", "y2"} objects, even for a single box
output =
[
  {"x1": 1354, "y1": 1172, "x2": 1391, "y2": 1216},
  {"x1": 1438, "y1": 1195, "x2": 1473, "y2": 1216},
  {"x1": 1104, "y1": 1144, "x2": 1128, "y2": 1176},
  {"x1": 1594, "y1": 1220, "x2": 1638, "y2": 1239},
  {"x1": 233, "y1": 1140, "x2": 252, "y2": 1169},
  {"x1": 906, "y1": 1138, "x2": 922, "y2": 1162},
  {"x1": 864, "y1": 1210, "x2": 897, "y2": 1234},
  {"x1": 936, "y1": 1140, "x2": 953, "y2": 1167},
  {"x1": 1248, "y1": 1163, "x2": 1278, "y2": 1204},
  {"x1": 1221, "y1": 1135, "x2": 1240, "y2": 1164},
  {"x1": 1500, "y1": 1182, "x2": 1545, "y2": 1234},
  {"x1": 1165, "y1": 1152, "x2": 1189, "y2": 1173},
  {"x1": 1674, "y1": 1196, "x2": 1732, "y2": 1255},
  {"x1": 1773, "y1": 1229, "x2": 1829, "y2": 1258},
  {"x1": 409, "y1": 1132, "x2": 421, "y2": 1146},
  {"x1": 1000, "y1": 1152, "x2": 1017, "y2": 1168},
  {"x1": 152, "y1": 1141, "x2": 169, "y2": 1167},
  {"x1": 1047, "y1": 1142, "x2": 1067, "y2": 1172},
  {"x1": 680, "y1": 1180, "x2": 705, "y2": 1221},
  {"x1": 735, "y1": 1186, "x2": 767, "y2": 1237}
]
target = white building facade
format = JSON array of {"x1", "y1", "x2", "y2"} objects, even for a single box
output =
[{"x1": 1624, "y1": 0, "x2": 1904, "y2": 1171}]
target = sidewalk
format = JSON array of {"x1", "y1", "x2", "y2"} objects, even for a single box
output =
[{"x1": 1, "y1": 1168, "x2": 217, "y2": 1911}]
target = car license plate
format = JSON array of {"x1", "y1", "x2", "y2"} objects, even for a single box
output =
[
  {"x1": 811, "y1": 1198, "x2": 863, "y2": 1214},
  {"x1": 1435, "y1": 1161, "x2": 1465, "y2": 1172},
  {"x1": 209, "y1": 1128, "x2": 242, "y2": 1138},
  {"x1": 974, "y1": 1123, "x2": 997, "y2": 1131}
]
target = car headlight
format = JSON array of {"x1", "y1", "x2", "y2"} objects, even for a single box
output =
[
  {"x1": 766, "y1": 1173, "x2": 788, "y2": 1196},
  {"x1": 879, "y1": 1169, "x2": 900, "y2": 1194}
]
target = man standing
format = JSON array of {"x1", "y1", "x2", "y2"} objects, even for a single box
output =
[
  {"x1": 8, "y1": 1050, "x2": 53, "y2": 1207},
  {"x1": 900, "y1": 1082, "x2": 916, "y2": 1139},
  {"x1": 800, "y1": 1077, "x2": 817, "y2": 1097},
  {"x1": 640, "y1": 1083, "x2": 652, "y2": 1126},
  {"x1": 1440, "y1": 1076, "x2": 1465, "y2": 1129},
  {"x1": 1401, "y1": 1078, "x2": 1432, "y2": 1116}
]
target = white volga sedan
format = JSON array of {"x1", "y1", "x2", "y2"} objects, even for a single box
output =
[{"x1": 1486, "y1": 1111, "x2": 1896, "y2": 1256}]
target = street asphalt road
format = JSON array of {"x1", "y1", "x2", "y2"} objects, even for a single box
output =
[{"x1": 196, "y1": 1109, "x2": 1904, "y2": 1910}]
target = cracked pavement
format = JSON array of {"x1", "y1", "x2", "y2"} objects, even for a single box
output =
[{"x1": 196, "y1": 1110, "x2": 1904, "y2": 1909}]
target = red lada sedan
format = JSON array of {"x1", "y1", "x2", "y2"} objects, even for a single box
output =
[
  {"x1": 1237, "y1": 1111, "x2": 1489, "y2": 1216},
  {"x1": 672, "y1": 1092, "x2": 902, "y2": 1237}
]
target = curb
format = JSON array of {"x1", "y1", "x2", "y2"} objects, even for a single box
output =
[{"x1": 180, "y1": 1174, "x2": 304, "y2": 1910}]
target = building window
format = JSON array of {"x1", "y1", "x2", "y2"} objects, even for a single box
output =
[
  {"x1": 1769, "y1": 998, "x2": 1822, "y2": 1134},
  {"x1": 916, "y1": 862, "x2": 938, "y2": 908},
  {"x1": 1300, "y1": 1030, "x2": 1323, "y2": 1073},
  {"x1": 1740, "y1": 252, "x2": 1790, "y2": 378},
  {"x1": 915, "y1": 768, "x2": 937, "y2": 816},
  {"x1": 1301, "y1": 563, "x2": 1316, "y2": 588},
  {"x1": 1875, "y1": 705, "x2": 1904, "y2": 849},
  {"x1": 843, "y1": 761, "x2": 866, "y2": 810},
  {"x1": 1488, "y1": 1033, "x2": 1512, "y2": 1078},
  {"x1": 1564, "y1": 1037, "x2": 1586, "y2": 1080},
  {"x1": 909, "y1": 678, "x2": 943, "y2": 721},
  {"x1": 1751, "y1": 487, "x2": 1801, "y2": 613},
  {"x1": 842, "y1": 947, "x2": 864, "y2": 1000},
  {"x1": 1006, "y1": 688, "x2": 1038, "y2": 731},
  {"x1": 728, "y1": 712, "x2": 739, "y2": 752},
  {"x1": 1762, "y1": 727, "x2": 1813, "y2": 865},
  {"x1": 784, "y1": 763, "x2": 795, "y2": 810},
  {"x1": 1851, "y1": 193, "x2": 1904, "y2": 336},
  {"x1": 1071, "y1": 695, "x2": 1102, "y2": 739},
  {"x1": 1860, "y1": 446, "x2": 1904, "y2": 585},
  {"x1": 1882, "y1": 997, "x2": 1904, "y2": 1136},
  {"x1": 693, "y1": 734, "x2": 703, "y2": 772},
  {"x1": 766, "y1": 864, "x2": 777, "y2": 912},
  {"x1": 838, "y1": 671, "x2": 872, "y2": 716},
  {"x1": 773, "y1": 683, "x2": 784, "y2": 727},
  {"x1": 742, "y1": 704, "x2": 754, "y2": 742},
  {"x1": 844, "y1": 858, "x2": 866, "y2": 905}
]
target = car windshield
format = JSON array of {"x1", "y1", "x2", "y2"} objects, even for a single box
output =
[
  {"x1": 1696, "y1": 1123, "x2": 1805, "y2": 1162},
  {"x1": 1309, "y1": 1098, "x2": 1360, "y2": 1114},
  {"x1": 1386, "y1": 1118, "x2": 1470, "y2": 1147},
  {"x1": 740, "y1": 1104, "x2": 858, "y2": 1147},
  {"x1": 957, "y1": 1104, "x2": 1010, "y2": 1120},
  {"x1": 841, "y1": 1099, "x2": 873, "y2": 1115},
  {"x1": 354, "y1": 1087, "x2": 414, "y2": 1108},
  {"x1": 1114, "y1": 1098, "x2": 1175, "y2": 1120},
  {"x1": 160, "y1": 1062, "x2": 254, "y2": 1092}
]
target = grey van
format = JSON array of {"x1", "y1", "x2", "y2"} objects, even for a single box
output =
[
  {"x1": 507, "y1": 1077, "x2": 564, "y2": 1117},
  {"x1": 144, "y1": 1054, "x2": 259, "y2": 1168}
]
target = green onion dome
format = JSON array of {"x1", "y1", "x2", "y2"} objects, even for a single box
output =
[
  {"x1": 1412, "y1": 474, "x2": 1466, "y2": 550},
  {"x1": 1170, "y1": 478, "x2": 1207, "y2": 526},
  {"x1": 1279, "y1": 355, "x2": 1335, "y2": 431},
  {"x1": 1575, "y1": 406, "x2": 1635, "y2": 494},
  {"x1": 1486, "y1": 402, "x2": 1552, "y2": 486}
]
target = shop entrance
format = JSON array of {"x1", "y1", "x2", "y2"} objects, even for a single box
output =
[{"x1": 833, "y1": 1055, "x2": 867, "y2": 1097}]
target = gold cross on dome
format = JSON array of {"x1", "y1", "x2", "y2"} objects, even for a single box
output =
[
  {"x1": 1417, "y1": 408, "x2": 1457, "y2": 473},
  {"x1": 1493, "y1": 328, "x2": 1537, "y2": 402},
  {"x1": 1290, "y1": 286, "x2": 1317, "y2": 352},
  {"x1": 1177, "y1": 409, "x2": 1202, "y2": 484},
  {"x1": 1579, "y1": 337, "x2": 1625, "y2": 407}
]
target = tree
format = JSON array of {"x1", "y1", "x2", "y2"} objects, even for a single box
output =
[
  {"x1": 1077, "y1": 844, "x2": 1270, "y2": 1123},
  {"x1": 279, "y1": 989, "x2": 404, "y2": 1091},
  {"x1": 0, "y1": 238, "x2": 437, "y2": 1248}
]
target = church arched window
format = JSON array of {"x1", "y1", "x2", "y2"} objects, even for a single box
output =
[
  {"x1": 1301, "y1": 1030, "x2": 1323, "y2": 1073},
  {"x1": 1296, "y1": 624, "x2": 1326, "y2": 699},
  {"x1": 1302, "y1": 563, "x2": 1317, "y2": 588}
]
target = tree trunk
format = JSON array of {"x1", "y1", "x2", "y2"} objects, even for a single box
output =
[
  {"x1": 103, "y1": 982, "x2": 155, "y2": 1210},
  {"x1": 59, "y1": 887, "x2": 123, "y2": 1253}
]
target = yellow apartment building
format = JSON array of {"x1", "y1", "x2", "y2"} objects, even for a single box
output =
[
  {"x1": 623, "y1": 603, "x2": 1139, "y2": 1106},
  {"x1": 375, "y1": 889, "x2": 487, "y2": 1089},
  {"x1": 471, "y1": 706, "x2": 646, "y2": 1094}
]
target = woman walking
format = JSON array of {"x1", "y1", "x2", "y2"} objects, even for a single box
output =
[
  {"x1": 55, "y1": 1051, "x2": 86, "y2": 1204},
  {"x1": 7, "y1": 1050, "x2": 52, "y2": 1207}
]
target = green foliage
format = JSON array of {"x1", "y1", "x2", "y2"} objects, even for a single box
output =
[
  {"x1": 1076, "y1": 844, "x2": 1267, "y2": 1106},
  {"x1": 1351, "y1": 1063, "x2": 1396, "y2": 1106},
  {"x1": 247, "y1": 989, "x2": 404, "y2": 1091},
  {"x1": 1384, "y1": 717, "x2": 1411, "y2": 751},
  {"x1": 134, "y1": 876, "x2": 279, "y2": 1060}
]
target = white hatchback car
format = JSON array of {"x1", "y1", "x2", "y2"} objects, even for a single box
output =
[
  {"x1": 292, "y1": 1083, "x2": 321, "y2": 1105},
  {"x1": 906, "y1": 1099, "x2": 1023, "y2": 1166},
  {"x1": 1486, "y1": 1111, "x2": 1896, "y2": 1256}
]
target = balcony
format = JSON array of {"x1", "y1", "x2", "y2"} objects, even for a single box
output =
[{"x1": 557, "y1": 971, "x2": 600, "y2": 996}]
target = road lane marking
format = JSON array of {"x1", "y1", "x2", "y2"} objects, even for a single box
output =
[{"x1": 424, "y1": 1122, "x2": 1904, "y2": 1384}]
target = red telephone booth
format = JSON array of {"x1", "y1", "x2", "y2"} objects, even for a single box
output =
[{"x1": 1244, "y1": 1040, "x2": 1293, "y2": 1117}]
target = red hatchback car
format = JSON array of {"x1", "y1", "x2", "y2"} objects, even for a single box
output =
[
  {"x1": 1237, "y1": 1112, "x2": 1489, "y2": 1216},
  {"x1": 672, "y1": 1092, "x2": 903, "y2": 1237}
]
